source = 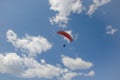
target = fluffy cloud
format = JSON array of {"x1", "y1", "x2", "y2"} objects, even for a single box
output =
[
  {"x1": 106, "y1": 25, "x2": 118, "y2": 35},
  {"x1": 6, "y1": 30, "x2": 52, "y2": 57},
  {"x1": 1, "y1": 29, "x2": 95, "y2": 80},
  {"x1": 21, "y1": 59, "x2": 64, "y2": 79},
  {"x1": 0, "y1": 53, "x2": 24, "y2": 76},
  {"x1": 62, "y1": 55, "x2": 93, "y2": 70},
  {"x1": 0, "y1": 53, "x2": 63, "y2": 79},
  {"x1": 49, "y1": 0, "x2": 84, "y2": 27},
  {"x1": 87, "y1": 0, "x2": 111, "y2": 15},
  {"x1": 0, "y1": 53, "x2": 94, "y2": 80},
  {"x1": 49, "y1": 0, "x2": 111, "y2": 27}
]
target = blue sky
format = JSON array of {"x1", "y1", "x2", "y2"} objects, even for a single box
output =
[{"x1": 0, "y1": 0, "x2": 120, "y2": 80}]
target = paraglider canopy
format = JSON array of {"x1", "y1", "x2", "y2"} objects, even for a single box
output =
[{"x1": 57, "y1": 31, "x2": 73, "y2": 42}]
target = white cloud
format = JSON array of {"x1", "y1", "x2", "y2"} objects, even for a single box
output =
[
  {"x1": 84, "y1": 71, "x2": 95, "y2": 76},
  {"x1": 62, "y1": 55, "x2": 93, "y2": 70},
  {"x1": 0, "y1": 53, "x2": 25, "y2": 76},
  {"x1": 0, "y1": 53, "x2": 27, "y2": 76},
  {"x1": 0, "y1": 52, "x2": 95, "y2": 80},
  {"x1": 60, "y1": 70, "x2": 95, "y2": 80},
  {"x1": 106, "y1": 25, "x2": 118, "y2": 35},
  {"x1": 49, "y1": 0, "x2": 111, "y2": 27},
  {"x1": 74, "y1": 33, "x2": 79, "y2": 40},
  {"x1": 21, "y1": 59, "x2": 64, "y2": 79},
  {"x1": 0, "y1": 53, "x2": 64, "y2": 79},
  {"x1": 60, "y1": 72, "x2": 80, "y2": 80},
  {"x1": 2, "y1": 29, "x2": 95, "y2": 80},
  {"x1": 40, "y1": 59, "x2": 46, "y2": 64},
  {"x1": 6, "y1": 30, "x2": 52, "y2": 57},
  {"x1": 87, "y1": 0, "x2": 111, "y2": 15},
  {"x1": 49, "y1": 0, "x2": 84, "y2": 27}
]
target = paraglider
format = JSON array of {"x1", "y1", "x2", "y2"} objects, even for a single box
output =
[
  {"x1": 63, "y1": 44, "x2": 66, "y2": 47},
  {"x1": 57, "y1": 31, "x2": 73, "y2": 42},
  {"x1": 57, "y1": 31, "x2": 73, "y2": 47}
]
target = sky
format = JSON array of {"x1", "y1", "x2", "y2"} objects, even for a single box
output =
[{"x1": 0, "y1": 0, "x2": 120, "y2": 80}]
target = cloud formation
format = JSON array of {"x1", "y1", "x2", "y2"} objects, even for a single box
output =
[
  {"x1": 0, "y1": 53, "x2": 63, "y2": 79},
  {"x1": 49, "y1": 0, "x2": 84, "y2": 27},
  {"x1": 106, "y1": 25, "x2": 118, "y2": 35},
  {"x1": 0, "y1": 29, "x2": 95, "y2": 80},
  {"x1": 87, "y1": 0, "x2": 111, "y2": 15},
  {"x1": 62, "y1": 55, "x2": 93, "y2": 70},
  {"x1": 0, "y1": 53, "x2": 25, "y2": 75},
  {"x1": 60, "y1": 72, "x2": 80, "y2": 80},
  {"x1": 6, "y1": 30, "x2": 52, "y2": 57},
  {"x1": 49, "y1": 0, "x2": 111, "y2": 27},
  {"x1": 84, "y1": 70, "x2": 95, "y2": 76},
  {"x1": 0, "y1": 53, "x2": 94, "y2": 80}
]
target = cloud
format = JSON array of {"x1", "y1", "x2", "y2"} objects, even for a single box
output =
[
  {"x1": 49, "y1": 0, "x2": 84, "y2": 27},
  {"x1": 84, "y1": 70, "x2": 95, "y2": 76},
  {"x1": 60, "y1": 70, "x2": 95, "y2": 80},
  {"x1": 0, "y1": 53, "x2": 25, "y2": 76},
  {"x1": 60, "y1": 72, "x2": 80, "y2": 80},
  {"x1": 61, "y1": 55, "x2": 93, "y2": 70},
  {"x1": 0, "y1": 53, "x2": 94, "y2": 80},
  {"x1": 106, "y1": 25, "x2": 118, "y2": 35},
  {"x1": 6, "y1": 30, "x2": 52, "y2": 57},
  {"x1": 1, "y1": 29, "x2": 95, "y2": 80},
  {"x1": 49, "y1": 0, "x2": 111, "y2": 27},
  {"x1": 0, "y1": 52, "x2": 94, "y2": 80},
  {"x1": 0, "y1": 53, "x2": 63, "y2": 79},
  {"x1": 74, "y1": 33, "x2": 79, "y2": 40},
  {"x1": 21, "y1": 59, "x2": 64, "y2": 79},
  {"x1": 87, "y1": 0, "x2": 111, "y2": 15}
]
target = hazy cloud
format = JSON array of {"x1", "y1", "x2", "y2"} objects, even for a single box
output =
[
  {"x1": 106, "y1": 25, "x2": 118, "y2": 35},
  {"x1": 60, "y1": 72, "x2": 80, "y2": 80},
  {"x1": 87, "y1": 0, "x2": 111, "y2": 15},
  {"x1": 84, "y1": 70, "x2": 95, "y2": 76}
]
